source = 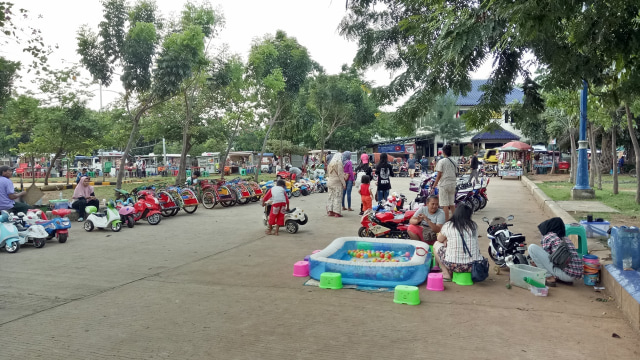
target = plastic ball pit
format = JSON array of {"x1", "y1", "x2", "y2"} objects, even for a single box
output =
[{"x1": 309, "y1": 237, "x2": 431, "y2": 287}]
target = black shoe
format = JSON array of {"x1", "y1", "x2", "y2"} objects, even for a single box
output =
[{"x1": 359, "y1": 212, "x2": 364, "y2": 215}]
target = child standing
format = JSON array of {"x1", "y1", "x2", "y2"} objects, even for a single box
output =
[
  {"x1": 261, "y1": 179, "x2": 290, "y2": 236},
  {"x1": 359, "y1": 175, "x2": 373, "y2": 213}
]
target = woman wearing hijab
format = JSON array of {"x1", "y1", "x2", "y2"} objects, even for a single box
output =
[
  {"x1": 71, "y1": 177, "x2": 99, "y2": 222},
  {"x1": 341, "y1": 151, "x2": 355, "y2": 211},
  {"x1": 326, "y1": 152, "x2": 346, "y2": 217},
  {"x1": 529, "y1": 217, "x2": 583, "y2": 286}
]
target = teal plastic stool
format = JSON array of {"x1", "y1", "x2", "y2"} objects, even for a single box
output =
[
  {"x1": 240, "y1": 168, "x2": 247, "y2": 176},
  {"x1": 393, "y1": 285, "x2": 421, "y2": 305},
  {"x1": 319, "y1": 272, "x2": 343, "y2": 289},
  {"x1": 186, "y1": 170, "x2": 191, "y2": 176},
  {"x1": 565, "y1": 223, "x2": 588, "y2": 257},
  {"x1": 452, "y1": 272, "x2": 473, "y2": 286}
]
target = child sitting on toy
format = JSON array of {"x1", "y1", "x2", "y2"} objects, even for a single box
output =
[
  {"x1": 358, "y1": 175, "x2": 373, "y2": 214},
  {"x1": 261, "y1": 179, "x2": 290, "y2": 236}
]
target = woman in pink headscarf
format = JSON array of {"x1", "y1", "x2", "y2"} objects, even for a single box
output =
[{"x1": 71, "y1": 177, "x2": 99, "y2": 221}]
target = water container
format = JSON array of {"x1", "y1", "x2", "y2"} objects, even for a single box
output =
[{"x1": 608, "y1": 226, "x2": 640, "y2": 270}]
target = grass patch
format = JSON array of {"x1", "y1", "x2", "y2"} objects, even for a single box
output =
[{"x1": 536, "y1": 178, "x2": 639, "y2": 224}]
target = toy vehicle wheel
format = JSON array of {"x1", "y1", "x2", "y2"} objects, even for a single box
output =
[
  {"x1": 318, "y1": 185, "x2": 325, "y2": 193},
  {"x1": 111, "y1": 222, "x2": 122, "y2": 232},
  {"x1": 147, "y1": 213, "x2": 161, "y2": 225},
  {"x1": 285, "y1": 220, "x2": 298, "y2": 234},
  {"x1": 202, "y1": 191, "x2": 216, "y2": 209},
  {"x1": 84, "y1": 221, "x2": 94, "y2": 232},
  {"x1": 292, "y1": 190, "x2": 301, "y2": 197},
  {"x1": 4, "y1": 241, "x2": 19, "y2": 253},
  {"x1": 298, "y1": 214, "x2": 308, "y2": 225},
  {"x1": 33, "y1": 238, "x2": 46, "y2": 248},
  {"x1": 58, "y1": 233, "x2": 68, "y2": 243},
  {"x1": 286, "y1": 191, "x2": 292, "y2": 199},
  {"x1": 47, "y1": 233, "x2": 55, "y2": 240},
  {"x1": 358, "y1": 226, "x2": 369, "y2": 237},
  {"x1": 161, "y1": 209, "x2": 174, "y2": 217},
  {"x1": 126, "y1": 215, "x2": 135, "y2": 228}
]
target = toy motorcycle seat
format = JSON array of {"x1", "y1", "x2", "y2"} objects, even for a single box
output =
[
  {"x1": 286, "y1": 208, "x2": 297, "y2": 213},
  {"x1": 52, "y1": 209, "x2": 72, "y2": 217},
  {"x1": 93, "y1": 212, "x2": 107, "y2": 218}
]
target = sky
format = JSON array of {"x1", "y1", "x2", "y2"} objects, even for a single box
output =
[{"x1": 9, "y1": 0, "x2": 494, "y2": 110}]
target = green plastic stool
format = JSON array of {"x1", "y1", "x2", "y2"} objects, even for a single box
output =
[
  {"x1": 319, "y1": 272, "x2": 343, "y2": 289},
  {"x1": 429, "y1": 244, "x2": 436, "y2": 268},
  {"x1": 565, "y1": 223, "x2": 588, "y2": 257},
  {"x1": 393, "y1": 285, "x2": 421, "y2": 305},
  {"x1": 452, "y1": 272, "x2": 473, "y2": 286},
  {"x1": 240, "y1": 168, "x2": 247, "y2": 176},
  {"x1": 186, "y1": 170, "x2": 191, "y2": 176}
]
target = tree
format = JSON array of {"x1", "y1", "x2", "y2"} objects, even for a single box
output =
[
  {"x1": 77, "y1": 0, "x2": 210, "y2": 188},
  {"x1": 247, "y1": 30, "x2": 313, "y2": 181},
  {"x1": 418, "y1": 94, "x2": 467, "y2": 145}
]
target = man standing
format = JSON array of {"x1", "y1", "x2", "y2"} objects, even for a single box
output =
[
  {"x1": 432, "y1": 144, "x2": 457, "y2": 221},
  {"x1": 0, "y1": 165, "x2": 28, "y2": 214},
  {"x1": 420, "y1": 155, "x2": 430, "y2": 175},
  {"x1": 469, "y1": 150, "x2": 480, "y2": 183},
  {"x1": 135, "y1": 156, "x2": 143, "y2": 178},
  {"x1": 407, "y1": 154, "x2": 416, "y2": 178}
]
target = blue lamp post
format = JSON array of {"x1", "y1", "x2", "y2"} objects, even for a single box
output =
[{"x1": 572, "y1": 80, "x2": 595, "y2": 199}]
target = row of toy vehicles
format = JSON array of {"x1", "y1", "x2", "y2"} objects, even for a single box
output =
[{"x1": 0, "y1": 208, "x2": 71, "y2": 253}]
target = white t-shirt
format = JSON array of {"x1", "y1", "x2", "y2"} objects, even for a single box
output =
[
  {"x1": 270, "y1": 186, "x2": 287, "y2": 204},
  {"x1": 411, "y1": 207, "x2": 445, "y2": 226},
  {"x1": 435, "y1": 157, "x2": 458, "y2": 188}
]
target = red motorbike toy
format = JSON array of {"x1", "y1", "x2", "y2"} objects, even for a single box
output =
[
  {"x1": 132, "y1": 189, "x2": 162, "y2": 225},
  {"x1": 358, "y1": 200, "x2": 416, "y2": 239}
]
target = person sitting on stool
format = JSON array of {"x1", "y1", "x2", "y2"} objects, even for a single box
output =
[
  {"x1": 0, "y1": 165, "x2": 30, "y2": 214},
  {"x1": 72, "y1": 177, "x2": 99, "y2": 222}
]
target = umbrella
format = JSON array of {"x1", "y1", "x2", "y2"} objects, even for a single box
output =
[{"x1": 501, "y1": 141, "x2": 532, "y2": 151}]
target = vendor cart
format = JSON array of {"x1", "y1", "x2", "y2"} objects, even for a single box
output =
[{"x1": 498, "y1": 141, "x2": 532, "y2": 179}]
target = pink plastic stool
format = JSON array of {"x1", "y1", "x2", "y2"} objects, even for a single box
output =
[
  {"x1": 293, "y1": 261, "x2": 310, "y2": 277},
  {"x1": 426, "y1": 272, "x2": 444, "y2": 291}
]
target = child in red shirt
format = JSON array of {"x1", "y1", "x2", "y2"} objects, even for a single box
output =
[{"x1": 359, "y1": 175, "x2": 373, "y2": 212}]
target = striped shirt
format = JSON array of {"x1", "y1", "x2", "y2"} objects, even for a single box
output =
[
  {"x1": 541, "y1": 232, "x2": 583, "y2": 279},
  {"x1": 442, "y1": 222, "x2": 483, "y2": 264}
]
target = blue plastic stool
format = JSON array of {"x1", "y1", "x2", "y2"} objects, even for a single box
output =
[{"x1": 565, "y1": 223, "x2": 588, "y2": 257}]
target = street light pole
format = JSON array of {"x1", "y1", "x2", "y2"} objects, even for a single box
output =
[{"x1": 572, "y1": 80, "x2": 595, "y2": 199}]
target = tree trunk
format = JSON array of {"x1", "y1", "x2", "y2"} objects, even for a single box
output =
[
  {"x1": 44, "y1": 150, "x2": 62, "y2": 186},
  {"x1": 625, "y1": 102, "x2": 640, "y2": 204},
  {"x1": 176, "y1": 91, "x2": 192, "y2": 186},
  {"x1": 589, "y1": 124, "x2": 602, "y2": 190},
  {"x1": 116, "y1": 112, "x2": 143, "y2": 189},
  {"x1": 569, "y1": 129, "x2": 577, "y2": 184},
  {"x1": 255, "y1": 118, "x2": 277, "y2": 182},
  {"x1": 612, "y1": 122, "x2": 618, "y2": 195},
  {"x1": 588, "y1": 123, "x2": 595, "y2": 188},
  {"x1": 600, "y1": 129, "x2": 613, "y2": 174}
]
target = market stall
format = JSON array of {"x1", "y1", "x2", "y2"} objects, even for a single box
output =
[
  {"x1": 498, "y1": 141, "x2": 532, "y2": 179},
  {"x1": 533, "y1": 150, "x2": 563, "y2": 174}
]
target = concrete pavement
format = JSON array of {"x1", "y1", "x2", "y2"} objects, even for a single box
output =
[{"x1": 0, "y1": 177, "x2": 638, "y2": 359}]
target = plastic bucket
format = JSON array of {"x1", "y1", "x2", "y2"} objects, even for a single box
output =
[{"x1": 583, "y1": 254, "x2": 600, "y2": 285}]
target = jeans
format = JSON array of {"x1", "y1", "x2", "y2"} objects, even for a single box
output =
[
  {"x1": 470, "y1": 168, "x2": 480, "y2": 183},
  {"x1": 342, "y1": 180, "x2": 353, "y2": 208},
  {"x1": 528, "y1": 244, "x2": 575, "y2": 283},
  {"x1": 377, "y1": 189, "x2": 390, "y2": 204}
]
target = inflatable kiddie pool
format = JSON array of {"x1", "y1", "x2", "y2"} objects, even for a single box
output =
[{"x1": 309, "y1": 237, "x2": 431, "y2": 287}]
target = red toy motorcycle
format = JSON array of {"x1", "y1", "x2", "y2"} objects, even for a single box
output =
[
  {"x1": 132, "y1": 190, "x2": 162, "y2": 225},
  {"x1": 358, "y1": 201, "x2": 416, "y2": 238}
]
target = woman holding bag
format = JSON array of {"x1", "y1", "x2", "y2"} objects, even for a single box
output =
[{"x1": 434, "y1": 205, "x2": 483, "y2": 281}]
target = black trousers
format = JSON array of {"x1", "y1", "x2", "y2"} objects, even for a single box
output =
[{"x1": 72, "y1": 198, "x2": 100, "y2": 219}]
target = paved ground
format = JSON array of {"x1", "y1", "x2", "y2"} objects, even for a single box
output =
[
  {"x1": 556, "y1": 200, "x2": 619, "y2": 213},
  {"x1": 1, "y1": 177, "x2": 638, "y2": 359}
]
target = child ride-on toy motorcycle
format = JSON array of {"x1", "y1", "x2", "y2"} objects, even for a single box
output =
[
  {"x1": 84, "y1": 201, "x2": 122, "y2": 232},
  {"x1": 262, "y1": 200, "x2": 308, "y2": 234}
]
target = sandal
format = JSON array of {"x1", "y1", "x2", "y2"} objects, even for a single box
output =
[
  {"x1": 342, "y1": 207, "x2": 348, "y2": 211},
  {"x1": 545, "y1": 279, "x2": 557, "y2": 287},
  {"x1": 348, "y1": 208, "x2": 354, "y2": 211},
  {"x1": 443, "y1": 277, "x2": 452, "y2": 282},
  {"x1": 333, "y1": 213, "x2": 343, "y2": 217},
  {"x1": 555, "y1": 278, "x2": 574, "y2": 286}
]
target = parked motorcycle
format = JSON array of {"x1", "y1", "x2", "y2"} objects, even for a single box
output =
[
  {"x1": 0, "y1": 210, "x2": 24, "y2": 253},
  {"x1": 482, "y1": 215, "x2": 528, "y2": 267},
  {"x1": 10, "y1": 212, "x2": 49, "y2": 248},
  {"x1": 84, "y1": 201, "x2": 122, "y2": 232},
  {"x1": 262, "y1": 200, "x2": 308, "y2": 234}
]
